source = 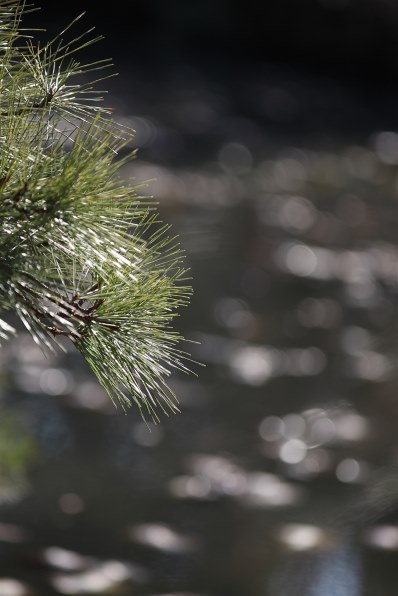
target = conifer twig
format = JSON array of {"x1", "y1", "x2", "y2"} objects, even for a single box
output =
[{"x1": 0, "y1": 1, "x2": 193, "y2": 420}]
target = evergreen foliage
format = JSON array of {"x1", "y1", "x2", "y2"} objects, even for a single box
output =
[{"x1": 0, "y1": 0, "x2": 192, "y2": 420}]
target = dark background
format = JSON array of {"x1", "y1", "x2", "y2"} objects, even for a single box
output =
[
  {"x1": 29, "y1": 1, "x2": 398, "y2": 85},
  {"x1": 25, "y1": 0, "x2": 398, "y2": 138},
  {"x1": 4, "y1": 2, "x2": 398, "y2": 595}
]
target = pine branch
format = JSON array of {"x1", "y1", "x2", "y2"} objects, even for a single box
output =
[{"x1": 0, "y1": 1, "x2": 193, "y2": 420}]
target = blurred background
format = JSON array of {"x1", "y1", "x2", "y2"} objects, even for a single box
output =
[{"x1": 3, "y1": 1, "x2": 398, "y2": 594}]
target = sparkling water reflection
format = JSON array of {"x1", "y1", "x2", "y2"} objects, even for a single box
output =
[{"x1": 2, "y1": 65, "x2": 398, "y2": 595}]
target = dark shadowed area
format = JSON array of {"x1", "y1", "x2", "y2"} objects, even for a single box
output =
[{"x1": 2, "y1": 1, "x2": 398, "y2": 594}]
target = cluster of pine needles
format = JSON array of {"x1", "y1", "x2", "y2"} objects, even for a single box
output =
[{"x1": 0, "y1": 0, "x2": 192, "y2": 421}]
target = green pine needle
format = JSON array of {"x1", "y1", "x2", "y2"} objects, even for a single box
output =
[{"x1": 0, "y1": 1, "x2": 193, "y2": 420}]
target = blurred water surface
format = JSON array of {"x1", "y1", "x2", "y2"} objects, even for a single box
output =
[{"x1": 5, "y1": 14, "x2": 398, "y2": 592}]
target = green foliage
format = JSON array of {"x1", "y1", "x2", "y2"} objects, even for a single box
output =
[
  {"x1": 0, "y1": 1, "x2": 192, "y2": 420},
  {"x1": 0, "y1": 411, "x2": 37, "y2": 496}
]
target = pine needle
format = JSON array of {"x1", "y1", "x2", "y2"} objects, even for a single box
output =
[{"x1": 0, "y1": 1, "x2": 193, "y2": 420}]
